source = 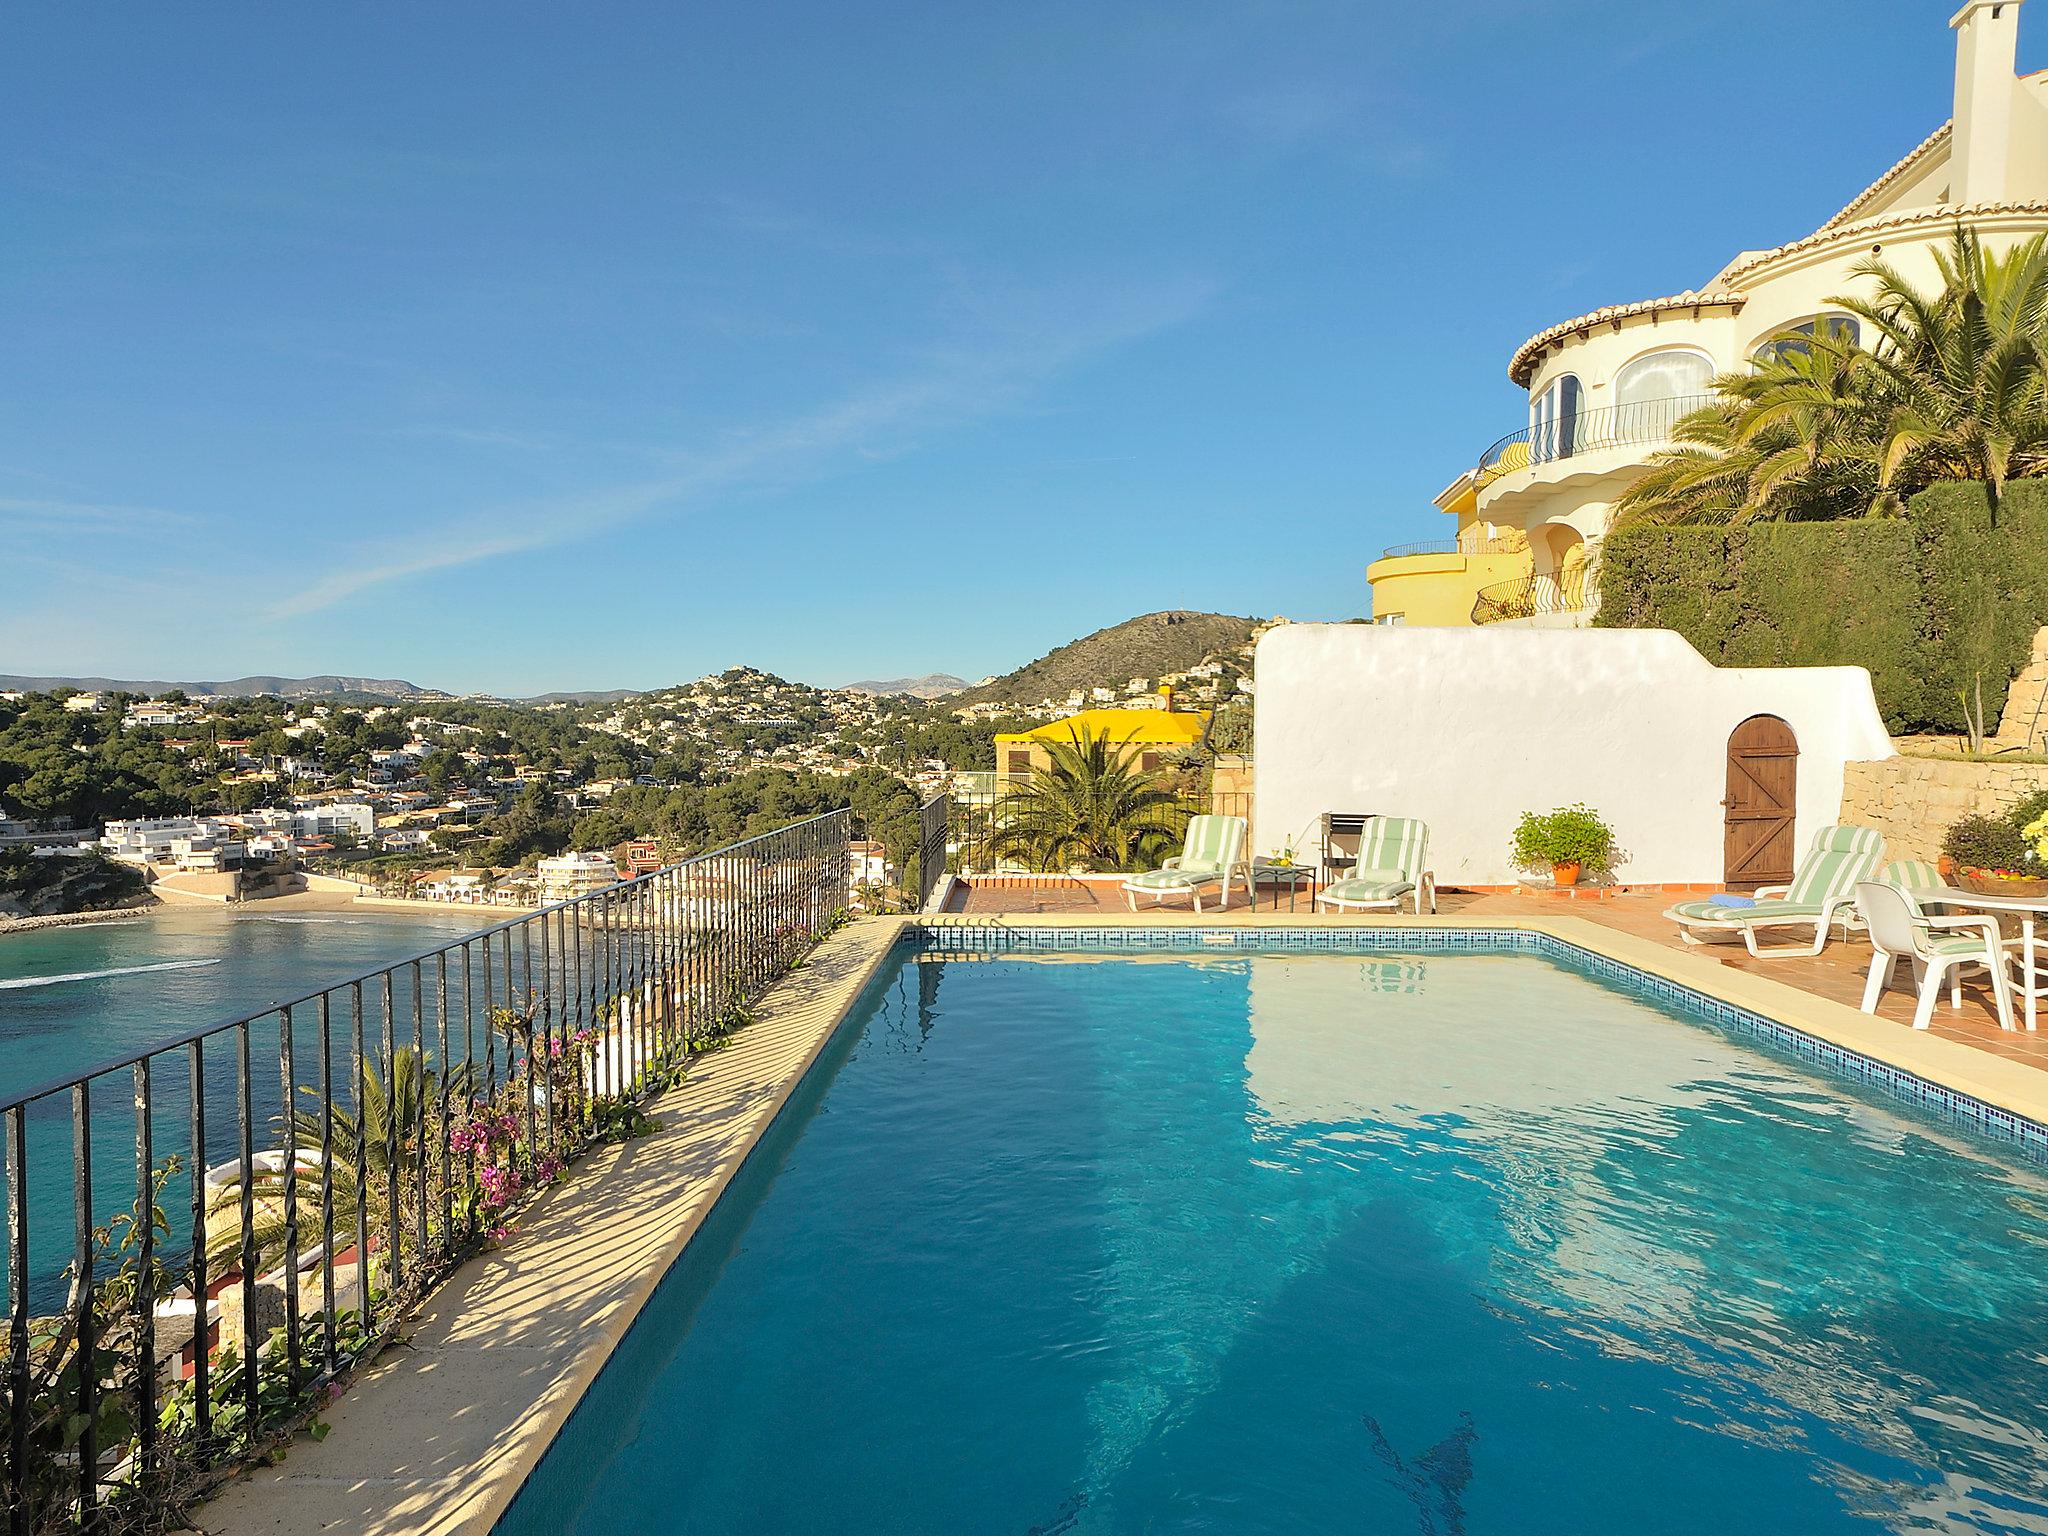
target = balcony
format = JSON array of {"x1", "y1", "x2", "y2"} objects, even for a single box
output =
[
  {"x1": 1471, "y1": 566, "x2": 1595, "y2": 625},
  {"x1": 1473, "y1": 393, "x2": 1716, "y2": 493},
  {"x1": 1376, "y1": 530, "x2": 1527, "y2": 561}
]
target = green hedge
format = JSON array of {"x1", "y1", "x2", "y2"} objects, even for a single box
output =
[{"x1": 1594, "y1": 483, "x2": 2048, "y2": 732}]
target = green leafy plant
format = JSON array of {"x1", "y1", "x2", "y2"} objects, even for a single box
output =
[
  {"x1": 988, "y1": 732, "x2": 1189, "y2": 872},
  {"x1": 1943, "y1": 810, "x2": 2041, "y2": 874},
  {"x1": 1617, "y1": 226, "x2": 2048, "y2": 527},
  {"x1": 1510, "y1": 805, "x2": 1617, "y2": 876}
]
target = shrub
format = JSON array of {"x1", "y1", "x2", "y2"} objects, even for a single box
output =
[
  {"x1": 1942, "y1": 812, "x2": 2034, "y2": 873},
  {"x1": 1592, "y1": 527, "x2": 1737, "y2": 652},
  {"x1": 1510, "y1": 805, "x2": 1617, "y2": 875},
  {"x1": 1595, "y1": 482, "x2": 2048, "y2": 733}
]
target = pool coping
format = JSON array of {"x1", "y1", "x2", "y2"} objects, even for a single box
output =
[
  {"x1": 196, "y1": 910, "x2": 2048, "y2": 1535},
  {"x1": 198, "y1": 915, "x2": 918, "y2": 1536}
]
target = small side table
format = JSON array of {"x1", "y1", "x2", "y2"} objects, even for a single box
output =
[{"x1": 1250, "y1": 860, "x2": 1319, "y2": 912}]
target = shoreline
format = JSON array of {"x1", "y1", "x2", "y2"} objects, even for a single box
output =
[
  {"x1": 0, "y1": 900, "x2": 162, "y2": 939},
  {"x1": 0, "y1": 887, "x2": 511, "y2": 940}
]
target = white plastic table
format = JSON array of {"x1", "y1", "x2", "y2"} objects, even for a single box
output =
[{"x1": 1913, "y1": 886, "x2": 2048, "y2": 1031}]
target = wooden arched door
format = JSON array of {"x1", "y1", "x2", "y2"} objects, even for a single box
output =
[{"x1": 1724, "y1": 715, "x2": 1797, "y2": 889}]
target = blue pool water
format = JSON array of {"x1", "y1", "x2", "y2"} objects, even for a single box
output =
[{"x1": 499, "y1": 946, "x2": 2048, "y2": 1535}]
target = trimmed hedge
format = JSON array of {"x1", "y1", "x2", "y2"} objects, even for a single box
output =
[{"x1": 1594, "y1": 482, "x2": 2048, "y2": 732}]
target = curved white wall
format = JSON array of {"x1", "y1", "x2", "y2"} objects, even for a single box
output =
[{"x1": 1251, "y1": 625, "x2": 1895, "y2": 887}]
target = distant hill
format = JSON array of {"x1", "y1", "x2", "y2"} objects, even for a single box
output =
[
  {"x1": 949, "y1": 611, "x2": 1261, "y2": 710},
  {"x1": 0, "y1": 673, "x2": 434, "y2": 700},
  {"x1": 841, "y1": 674, "x2": 968, "y2": 700},
  {"x1": 522, "y1": 688, "x2": 643, "y2": 705}
]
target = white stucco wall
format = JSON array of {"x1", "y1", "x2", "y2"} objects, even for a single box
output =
[{"x1": 1252, "y1": 625, "x2": 1895, "y2": 887}]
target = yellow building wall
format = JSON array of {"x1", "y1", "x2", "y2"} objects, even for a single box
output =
[
  {"x1": 992, "y1": 707, "x2": 1210, "y2": 779},
  {"x1": 1366, "y1": 547, "x2": 1532, "y2": 627}
]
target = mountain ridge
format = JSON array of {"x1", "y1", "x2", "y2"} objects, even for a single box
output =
[
  {"x1": 0, "y1": 673, "x2": 437, "y2": 700},
  {"x1": 948, "y1": 611, "x2": 1261, "y2": 710},
  {"x1": 840, "y1": 673, "x2": 969, "y2": 699}
]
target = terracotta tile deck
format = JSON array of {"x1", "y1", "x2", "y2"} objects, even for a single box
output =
[{"x1": 949, "y1": 879, "x2": 2048, "y2": 1076}]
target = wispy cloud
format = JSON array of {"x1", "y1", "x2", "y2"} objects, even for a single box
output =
[
  {"x1": 266, "y1": 272, "x2": 1219, "y2": 620},
  {"x1": 0, "y1": 496, "x2": 194, "y2": 535}
]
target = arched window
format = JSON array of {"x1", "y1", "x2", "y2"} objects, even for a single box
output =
[
  {"x1": 1753, "y1": 314, "x2": 1861, "y2": 364},
  {"x1": 1530, "y1": 374, "x2": 1581, "y2": 464},
  {"x1": 1616, "y1": 349, "x2": 1714, "y2": 405},
  {"x1": 1614, "y1": 349, "x2": 1714, "y2": 444}
]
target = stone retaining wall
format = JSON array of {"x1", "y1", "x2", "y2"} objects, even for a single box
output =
[{"x1": 1839, "y1": 757, "x2": 2048, "y2": 862}]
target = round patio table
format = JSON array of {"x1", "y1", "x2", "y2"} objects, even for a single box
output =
[{"x1": 1910, "y1": 885, "x2": 2048, "y2": 1031}]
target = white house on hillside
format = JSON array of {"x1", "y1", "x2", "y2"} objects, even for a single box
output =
[{"x1": 1372, "y1": 0, "x2": 2048, "y2": 627}]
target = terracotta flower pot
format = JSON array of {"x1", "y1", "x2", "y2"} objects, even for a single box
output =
[{"x1": 1552, "y1": 861, "x2": 1582, "y2": 887}]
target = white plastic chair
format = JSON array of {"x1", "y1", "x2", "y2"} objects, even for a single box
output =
[{"x1": 1855, "y1": 880, "x2": 2016, "y2": 1031}]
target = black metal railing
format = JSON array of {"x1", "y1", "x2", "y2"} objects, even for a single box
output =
[
  {"x1": 1471, "y1": 567, "x2": 1595, "y2": 625},
  {"x1": 1376, "y1": 532, "x2": 1527, "y2": 562},
  {"x1": 1377, "y1": 538, "x2": 1460, "y2": 560},
  {"x1": 0, "y1": 810, "x2": 850, "y2": 1532},
  {"x1": 941, "y1": 783, "x2": 1255, "y2": 877},
  {"x1": 914, "y1": 796, "x2": 947, "y2": 912},
  {"x1": 1473, "y1": 393, "x2": 1716, "y2": 491}
]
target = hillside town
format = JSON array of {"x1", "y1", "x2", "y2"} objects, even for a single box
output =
[{"x1": 0, "y1": 613, "x2": 1266, "y2": 914}]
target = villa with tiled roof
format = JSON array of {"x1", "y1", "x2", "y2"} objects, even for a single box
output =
[{"x1": 1370, "y1": 0, "x2": 2048, "y2": 629}]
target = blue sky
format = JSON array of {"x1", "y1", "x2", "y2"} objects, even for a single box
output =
[{"x1": 0, "y1": 1, "x2": 1997, "y2": 695}]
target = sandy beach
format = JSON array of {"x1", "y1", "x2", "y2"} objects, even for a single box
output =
[{"x1": 0, "y1": 887, "x2": 375, "y2": 940}]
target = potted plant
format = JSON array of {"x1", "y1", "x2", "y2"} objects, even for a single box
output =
[
  {"x1": 1511, "y1": 804, "x2": 1617, "y2": 888},
  {"x1": 1941, "y1": 794, "x2": 2048, "y2": 897}
]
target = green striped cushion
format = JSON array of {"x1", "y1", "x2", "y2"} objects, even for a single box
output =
[
  {"x1": 1356, "y1": 818, "x2": 1428, "y2": 882},
  {"x1": 1785, "y1": 825, "x2": 1885, "y2": 906},
  {"x1": 1323, "y1": 877, "x2": 1413, "y2": 903},
  {"x1": 1929, "y1": 933, "x2": 1998, "y2": 958},
  {"x1": 1671, "y1": 898, "x2": 1823, "y2": 924},
  {"x1": 1879, "y1": 860, "x2": 1944, "y2": 892},
  {"x1": 1177, "y1": 815, "x2": 1245, "y2": 874},
  {"x1": 1125, "y1": 868, "x2": 1215, "y2": 890}
]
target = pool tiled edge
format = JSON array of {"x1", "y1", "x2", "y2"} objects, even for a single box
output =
[
  {"x1": 201, "y1": 916, "x2": 915, "y2": 1536},
  {"x1": 921, "y1": 912, "x2": 2048, "y2": 1157}
]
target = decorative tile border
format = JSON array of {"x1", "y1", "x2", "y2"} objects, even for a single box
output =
[{"x1": 906, "y1": 923, "x2": 2048, "y2": 1159}]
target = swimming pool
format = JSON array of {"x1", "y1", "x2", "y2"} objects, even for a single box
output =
[{"x1": 497, "y1": 935, "x2": 2048, "y2": 1534}]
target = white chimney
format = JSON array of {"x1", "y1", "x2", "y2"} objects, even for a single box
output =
[{"x1": 1952, "y1": 0, "x2": 2024, "y2": 202}]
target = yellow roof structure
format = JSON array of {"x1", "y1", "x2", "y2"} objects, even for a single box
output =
[{"x1": 995, "y1": 708, "x2": 1209, "y2": 747}]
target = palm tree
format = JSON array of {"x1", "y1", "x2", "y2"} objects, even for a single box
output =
[
  {"x1": 214, "y1": 1047, "x2": 474, "y2": 1272},
  {"x1": 988, "y1": 733, "x2": 1189, "y2": 872},
  {"x1": 1617, "y1": 226, "x2": 2048, "y2": 526}
]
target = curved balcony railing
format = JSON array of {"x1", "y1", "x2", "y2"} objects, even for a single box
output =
[
  {"x1": 1471, "y1": 566, "x2": 1595, "y2": 625},
  {"x1": 1376, "y1": 531, "x2": 1529, "y2": 562},
  {"x1": 1379, "y1": 538, "x2": 1460, "y2": 560},
  {"x1": 1473, "y1": 393, "x2": 1717, "y2": 491}
]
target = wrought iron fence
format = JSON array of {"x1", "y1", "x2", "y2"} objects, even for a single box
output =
[
  {"x1": 1473, "y1": 393, "x2": 1716, "y2": 491},
  {"x1": 1377, "y1": 538, "x2": 1460, "y2": 560},
  {"x1": 1, "y1": 810, "x2": 850, "y2": 1532},
  {"x1": 1376, "y1": 532, "x2": 1526, "y2": 562},
  {"x1": 940, "y1": 782, "x2": 1254, "y2": 876},
  {"x1": 1471, "y1": 567, "x2": 1595, "y2": 625},
  {"x1": 914, "y1": 796, "x2": 947, "y2": 911}
]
